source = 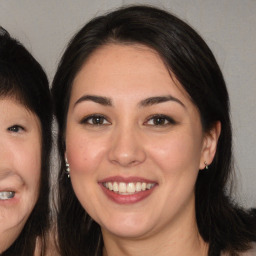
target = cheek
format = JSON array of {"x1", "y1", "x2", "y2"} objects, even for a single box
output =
[
  {"x1": 9, "y1": 139, "x2": 41, "y2": 191},
  {"x1": 25, "y1": 151, "x2": 41, "y2": 179},
  {"x1": 146, "y1": 131, "x2": 203, "y2": 215},
  {"x1": 147, "y1": 130, "x2": 203, "y2": 176},
  {"x1": 66, "y1": 131, "x2": 108, "y2": 175},
  {"x1": 0, "y1": 141, "x2": 41, "y2": 235},
  {"x1": 65, "y1": 132, "x2": 109, "y2": 214}
]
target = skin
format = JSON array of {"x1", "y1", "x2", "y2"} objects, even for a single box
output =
[
  {"x1": 0, "y1": 98, "x2": 41, "y2": 253},
  {"x1": 65, "y1": 44, "x2": 220, "y2": 256}
]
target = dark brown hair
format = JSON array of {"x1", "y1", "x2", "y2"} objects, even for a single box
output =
[{"x1": 52, "y1": 5, "x2": 256, "y2": 256}]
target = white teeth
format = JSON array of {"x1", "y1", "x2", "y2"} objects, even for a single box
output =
[
  {"x1": 135, "y1": 182, "x2": 142, "y2": 191},
  {"x1": 107, "y1": 182, "x2": 113, "y2": 191},
  {"x1": 127, "y1": 183, "x2": 135, "y2": 193},
  {"x1": 119, "y1": 182, "x2": 126, "y2": 193},
  {"x1": 113, "y1": 182, "x2": 118, "y2": 192},
  {"x1": 103, "y1": 181, "x2": 155, "y2": 194},
  {"x1": 146, "y1": 183, "x2": 153, "y2": 189},
  {"x1": 0, "y1": 191, "x2": 15, "y2": 200}
]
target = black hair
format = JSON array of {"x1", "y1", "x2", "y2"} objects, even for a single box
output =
[
  {"x1": 51, "y1": 5, "x2": 256, "y2": 256},
  {"x1": 0, "y1": 27, "x2": 53, "y2": 256}
]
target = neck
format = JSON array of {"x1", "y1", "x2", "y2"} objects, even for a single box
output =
[{"x1": 102, "y1": 202, "x2": 208, "y2": 256}]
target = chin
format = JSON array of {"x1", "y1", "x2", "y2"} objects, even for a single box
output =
[
  {"x1": 101, "y1": 215, "x2": 153, "y2": 239},
  {"x1": 105, "y1": 226, "x2": 150, "y2": 239}
]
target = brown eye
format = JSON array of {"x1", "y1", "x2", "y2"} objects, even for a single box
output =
[
  {"x1": 145, "y1": 114, "x2": 176, "y2": 126},
  {"x1": 152, "y1": 117, "x2": 168, "y2": 125},
  {"x1": 91, "y1": 116, "x2": 105, "y2": 125},
  {"x1": 81, "y1": 115, "x2": 111, "y2": 126}
]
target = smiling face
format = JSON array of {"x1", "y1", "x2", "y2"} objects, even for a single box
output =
[
  {"x1": 65, "y1": 44, "x2": 219, "y2": 241},
  {"x1": 0, "y1": 98, "x2": 41, "y2": 252}
]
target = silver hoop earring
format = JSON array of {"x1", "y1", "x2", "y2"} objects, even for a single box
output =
[{"x1": 65, "y1": 158, "x2": 70, "y2": 178}]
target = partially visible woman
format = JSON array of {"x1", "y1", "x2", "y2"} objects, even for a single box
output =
[
  {"x1": 52, "y1": 5, "x2": 256, "y2": 256},
  {"x1": 0, "y1": 27, "x2": 53, "y2": 255}
]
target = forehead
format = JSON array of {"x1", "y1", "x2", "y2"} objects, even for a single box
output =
[
  {"x1": 75, "y1": 43, "x2": 168, "y2": 81},
  {"x1": 0, "y1": 95, "x2": 28, "y2": 111},
  {"x1": 0, "y1": 97, "x2": 40, "y2": 125},
  {"x1": 71, "y1": 43, "x2": 190, "y2": 102}
]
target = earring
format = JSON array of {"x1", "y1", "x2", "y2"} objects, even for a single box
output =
[
  {"x1": 204, "y1": 161, "x2": 209, "y2": 170},
  {"x1": 65, "y1": 158, "x2": 70, "y2": 178}
]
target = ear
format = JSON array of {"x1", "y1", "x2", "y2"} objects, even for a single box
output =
[{"x1": 199, "y1": 121, "x2": 221, "y2": 170}]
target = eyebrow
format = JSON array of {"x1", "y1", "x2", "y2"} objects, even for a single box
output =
[
  {"x1": 74, "y1": 95, "x2": 112, "y2": 107},
  {"x1": 74, "y1": 94, "x2": 185, "y2": 109},
  {"x1": 139, "y1": 95, "x2": 185, "y2": 108}
]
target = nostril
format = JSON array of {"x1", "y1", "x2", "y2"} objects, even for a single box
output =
[
  {"x1": 110, "y1": 154, "x2": 145, "y2": 167},
  {"x1": 108, "y1": 130, "x2": 146, "y2": 166}
]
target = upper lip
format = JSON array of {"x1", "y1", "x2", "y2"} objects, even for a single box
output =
[{"x1": 98, "y1": 176, "x2": 157, "y2": 184}]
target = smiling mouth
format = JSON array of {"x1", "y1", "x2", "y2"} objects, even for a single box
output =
[
  {"x1": 0, "y1": 191, "x2": 15, "y2": 200},
  {"x1": 102, "y1": 182, "x2": 156, "y2": 195}
]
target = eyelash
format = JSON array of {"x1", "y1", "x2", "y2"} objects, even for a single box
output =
[
  {"x1": 7, "y1": 125, "x2": 25, "y2": 133},
  {"x1": 80, "y1": 114, "x2": 111, "y2": 126},
  {"x1": 80, "y1": 114, "x2": 176, "y2": 127},
  {"x1": 144, "y1": 114, "x2": 176, "y2": 126}
]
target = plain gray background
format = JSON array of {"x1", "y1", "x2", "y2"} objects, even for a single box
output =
[{"x1": 0, "y1": 0, "x2": 255, "y2": 207}]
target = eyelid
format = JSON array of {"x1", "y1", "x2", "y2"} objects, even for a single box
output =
[
  {"x1": 7, "y1": 124, "x2": 26, "y2": 133},
  {"x1": 144, "y1": 114, "x2": 177, "y2": 126},
  {"x1": 80, "y1": 114, "x2": 111, "y2": 125}
]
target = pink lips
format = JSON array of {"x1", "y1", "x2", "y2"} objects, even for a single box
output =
[{"x1": 98, "y1": 176, "x2": 157, "y2": 205}]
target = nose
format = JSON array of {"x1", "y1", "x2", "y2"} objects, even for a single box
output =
[{"x1": 108, "y1": 125, "x2": 146, "y2": 167}]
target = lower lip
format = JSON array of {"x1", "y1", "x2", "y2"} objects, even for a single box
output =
[{"x1": 100, "y1": 184, "x2": 156, "y2": 204}]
